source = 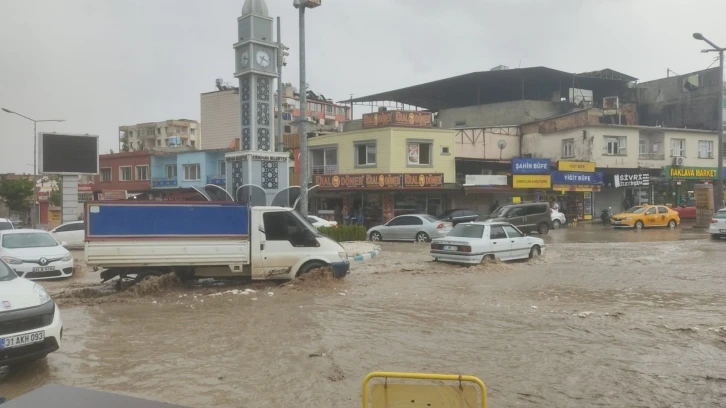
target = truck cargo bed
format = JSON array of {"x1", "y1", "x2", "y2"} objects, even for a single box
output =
[{"x1": 86, "y1": 239, "x2": 249, "y2": 267}]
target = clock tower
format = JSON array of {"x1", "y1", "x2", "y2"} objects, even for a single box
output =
[{"x1": 226, "y1": 0, "x2": 290, "y2": 204}]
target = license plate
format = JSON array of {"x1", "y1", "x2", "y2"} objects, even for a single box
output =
[
  {"x1": 0, "y1": 331, "x2": 44, "y2": 349},
  {"x1": 443, "y1": 245, "x2": 458, "y2": 251},
  {"x1": 720, "y1": 229, "x2": 726, "y2": 233},
  {"x1": 32, "y1": 267, "x2": 55, "y2": 272}
]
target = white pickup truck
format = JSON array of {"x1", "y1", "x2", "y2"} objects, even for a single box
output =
[{"x1": 84, "y1": 202, "x2": 349, "y2": 287}]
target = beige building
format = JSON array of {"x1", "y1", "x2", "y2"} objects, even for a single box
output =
[{"x1": 119, "y1": 119, "x2": 201, "y2": 151}]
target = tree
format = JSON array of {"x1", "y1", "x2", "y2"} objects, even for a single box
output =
[
  {"x1": 49, "y1": 187, "x2": 61, "y2": 206},
  {"x1": 0, "y1": 179, "x2": 34, "y2": 211}
]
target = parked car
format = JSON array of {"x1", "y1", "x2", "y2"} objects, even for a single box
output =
[
  {"x1": 368, "y1": 214, "x2": 452, "y2": 243},
  {"x1": 0, "y1": 258, "x2": 63, "y2": 365},
  {"x1": 0, "y1": 230, "x2": 74, "y2": 280},
  {"x1": 438, "y1": 209, "x2": 479, "y2": 226},
  {"x1": 673, "y1": 201, "x2": 696, "y2": 220},
  {"x1": 49, "y1": 221, "x2": 86, "y2": 249},
  {"x1": 307, "y1": 215, "x2": 338, "y2": 229},
  {"x1": 477, "y1": 202, "x2": 553, "y2": 234},
  {"x1": 709, "y1": 208, "x2": 726, "y2": 239},
  {"x1": 430, "y1": 222, "x2": 545, "y2": 264},
  {"x1": 551, "y1": 209, "x2": 566, "y2": 229},
  {"x1": 0, "y1": 218, "x2": 15, "y2": 231},
  {"x1": 611, "y1": 205, "x2": 680, "y2": 229}
]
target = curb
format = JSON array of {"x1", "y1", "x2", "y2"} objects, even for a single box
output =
[{"x1": 350, "y1": 247, "x2": 381, "y2": 262}]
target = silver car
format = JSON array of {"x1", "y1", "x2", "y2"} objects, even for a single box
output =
[{"x1": 367, "y1": 214, "x2": 452, "y2": 243}]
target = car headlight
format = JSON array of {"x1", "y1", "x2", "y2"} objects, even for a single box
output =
[
  {"x1": 624, "y1": 217, "x2": 631, "y2": 221},
  {"x1": 61, "y1": 253, "x2": 72, "y2": 262},
  {"x1": 33, "y1": 284, "x2": 51, "y2": 304},
  {"x1": 1, "y1": 256, "x2": 22, "y2": 265},
  {"x1": 338, "y1": 251, "x2": 348, "y2": 261}
]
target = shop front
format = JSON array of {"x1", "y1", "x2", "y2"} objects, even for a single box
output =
[
  {"x1": 311, "y1": 173, "x2": 448, "y2": 228},
  {"x1": 663, "y1": 166, "x2": 723, "y2": 206},
  {"x1": 506, "y1": 158, "x2": 552, "y2": 207},
  {"x1": 550, "y1": 169, "x2": 603, "y2": 221},
  {"x1": 599, "y1": 171, "x2": 653, "y2": 212}
]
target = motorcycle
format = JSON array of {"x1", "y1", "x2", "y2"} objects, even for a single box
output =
[{"x1": 600, "y1": 207, "x2": 612, "y2": 224}]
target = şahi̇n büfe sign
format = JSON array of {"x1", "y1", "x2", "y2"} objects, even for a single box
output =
[{"x1": 39, "y1": 133, "x2": 99, "y2": 174}]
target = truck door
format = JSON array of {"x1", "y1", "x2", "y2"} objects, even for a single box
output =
[{"x1": 255, "y1": 210, "x2": 317, "y2": 279}]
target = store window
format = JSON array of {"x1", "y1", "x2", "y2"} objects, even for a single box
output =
[
  {"x1": 119, "y1": 166, "x2": 132, "y2": 181},
  {"x1": 407, "y1": 141, "x2": 433, "y2": 166},
  {"x1": 355, "y1": 142, "x2": 376, "y2": 167},
  {"x1": 603, "y1": 136, "x2": 626, "y2": 155},
  {"x1": 562, "y1": 138, "x2": 575, "y2": 158}
]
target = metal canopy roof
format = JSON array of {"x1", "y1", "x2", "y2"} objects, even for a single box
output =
[{"x1": 347, "y1": 66, "x2": 637, "y2": 111}]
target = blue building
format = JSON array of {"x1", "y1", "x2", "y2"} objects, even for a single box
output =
[{"x1": 150, "y1": 149, "x2": 229, "y2": 198}]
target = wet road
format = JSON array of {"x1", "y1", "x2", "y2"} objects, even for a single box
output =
[{"x1": 2, "y1": 225, "x2": 726, "y2": 407}]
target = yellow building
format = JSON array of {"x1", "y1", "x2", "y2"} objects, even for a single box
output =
[{"x1": 305, "y1": 111, "x2": 456, "y2": 225}]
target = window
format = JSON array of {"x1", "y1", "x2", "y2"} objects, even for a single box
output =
[
  {"x1": 156, "y1": 139, "x2": 161, "y2": 147},
  {"x1": 311, "y1": 147, "x2": 338, "y2": 174},
  {"x1": 525, "y1": 204, "x2": 548, "y2": 216},
  {"x1": 157, "y1": 128, "x2": 161, "y2": 135},
  {"x1": 407, "y1": 141, "x2": 432, "y2": 165},
  {"x1": 454, "y1": 121, "x2": 467, "y2": 127},
  {"x1": 128, "y1": 131, "x2": 133, "y2": 137},
  {"x1": 603, "y1": 136, "x2": 627, "y2": 155},
  {"x1": 698, "y1": 140, "x2": 713, "y2": 158},
  {"x1": 165, "y1": 164, "x2": 177, "y2": 179},
  {"x1": 219, "y1": 161, "x2": 226, "y2": 176},
  {"x1": 190, "y1": 140, "x2": 195, "y2": 147},
  {"x1": 562, "y1": 138, "x2": 575, "y2": 158},
  {"x1": 119, "y1": 166, "x2": 132, "y2": 181},
  {"x1": 502, "y1": 225, "x2": 524, "y2": 238},
  {"x1": 355, "y1": 143, "x2": 376, "y2": 166},
  {"x1": 399, "y1": 216, "x2": 423, "y2": 226},
  {"x1": 135, "y1": 165, "x2": 149, "y2": 181},
  {"x1": 100, "y1": 168, "x2": 112, "y2": 182},
  {"x1": 55, "y1": 222, "x2": 84, "y2": 233},
  {"x1": 639, "y1": 140, "x2": 648, "y2": 155},
  {"x1": 326, "y1": 105, "x2": 333, "y2": 114},
  {"x1": 441, "y1": 146, "x2": 450, "y2": 154},
  {"x1": 190, "y1": 128, "x2": 196, "y2": 135},
  {"x1": 657, "y1": 207, "x2": 669, "y2": 214},
  {"x1": 670, "y1": 139, "x2": 686, "y2": 157},
  {"x1": 489, "y1": 226, "x2": 507, "y2": 239},
  {"x1": 284, "y1": 125, "x2": 292, "y2": 134},
  {"x1": 262, "y1": 211, "x2": 318, "y2": 247},
  {"x1": 645, "y1": 207, "x2": 656, "y2": 215},
  {"x1": 183, "y1": 164, "x2": 201, "y2": 181},
  {"x1": 165, "y1": 127, "x2": 169, "y2": 134}
]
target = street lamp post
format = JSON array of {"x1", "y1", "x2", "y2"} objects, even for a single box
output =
[
  {"x1": 293, "y1": 0, "x2": 321, "y2": 217},
  {"x1": 693, "y1": 33, "x2": 725, "y2": 208},
  {"x1": 1, "y1": 108, "x2": 65, "y2": 228}
]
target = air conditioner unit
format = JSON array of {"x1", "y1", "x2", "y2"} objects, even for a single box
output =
[{"x1": 673, "y1": 157, "x2": 685, "y2": 166}]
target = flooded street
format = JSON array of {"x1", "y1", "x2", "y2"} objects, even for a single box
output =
[{"x1": 2, "y1": 225, "x2": 726, "y2": 407}]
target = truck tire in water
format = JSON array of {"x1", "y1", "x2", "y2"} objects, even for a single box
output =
[{"x1": 297, "y1": 261, "x2": 327, "y2": 276}]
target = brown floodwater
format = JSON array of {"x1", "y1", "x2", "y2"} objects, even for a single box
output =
[{"x1": 2, "y1": 226, "x2": 726, "y2": 407}]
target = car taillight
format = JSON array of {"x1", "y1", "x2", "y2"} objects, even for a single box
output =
[
  {"x1": 431, "y1": 243, "x2": 441, "y2": 250},
  {"x1": 711, "y1": 219, "x2": 718, "y2": 223},
  {"x1": 437, "y1": 223, "x2": 445, "y2": 229},
  {"x1": 460, "y1": 246, "x2": 471, "y2": 253}
]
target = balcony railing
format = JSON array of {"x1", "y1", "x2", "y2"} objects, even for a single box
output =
[
  {"x1": 152, "y1": 177, "x2": 178, "y2": 188},
  {"x1": 310, "y1": 165, "x2": 338, "y2": 175},
  {"x1": 639, "y1": 153, "x2": 665, "y2": 160},
  {"x1": 207, "y1": 175, "x2": 226, "y2": 186}
]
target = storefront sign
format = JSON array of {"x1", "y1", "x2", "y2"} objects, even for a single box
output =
[
  {"x1": 512, "y1": 175, "x2": 551, "y2": 189},
  {"x1": 511, "y1": 158, "x2": 550, "y2": 174},
  {"x1": 464, "y1": 175, "x2": 507, "y2": 186},
  {"x1": 78, "y1": 183, "x2": 94, "y2": 192},
  {"x1": 558, "y1": 161, "x2": 596, "y2": 172},
  {"x1": 665, "y1": 166, "x2": 718, "y2": 180},
  {"x1": 100, "y1": 190, "x2": 127, "y2": 200},
  {"x1": 551, "y1": 171, "x2": 603, "y2": 185},
  {"x1": 314, "y1": 173, "x2": 444, "y2": 190},
  {"x1": 362, "y1": 111, "x2": 432, "y2": 129},
  {"x1": 37, "y1": 191, "x2": 49, "y2": 202},
  {"x1": 250, "y1": 154, "x2": 287, "y2": 162},
  {"x1": 613, "y1": 173, "x2": 649, "y2": 187},
  {"x1": 552, "y1": 184, "x2": 602, "y2": 192}
]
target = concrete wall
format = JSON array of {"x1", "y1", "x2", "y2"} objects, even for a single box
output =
[
  {"x1": 454, "y1": 127, "x2": 521, "y2": 160},
  {"x1": 437, "y1": 100, "x2": 569, "y2": 128}
]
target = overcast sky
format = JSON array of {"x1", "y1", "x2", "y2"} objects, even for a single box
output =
[{"x1": 1, "y1": 0, "x2": 724, "y2": 173}]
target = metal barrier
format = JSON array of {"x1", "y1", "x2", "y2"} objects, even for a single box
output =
[{"x1": 362, "y1": 371, "x2": 487, "y2": 408}]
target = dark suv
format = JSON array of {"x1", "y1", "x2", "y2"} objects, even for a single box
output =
[
  {"x1": 438, "y1": 209, "x2": 479, "y2": 226},
  {"x1": 477, "y1": 202, "x2": 553, "y2": 234}
]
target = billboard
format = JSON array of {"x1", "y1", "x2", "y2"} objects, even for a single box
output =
[{"x1": 38, "y1": 133, "x2": 99, "y2": 175}]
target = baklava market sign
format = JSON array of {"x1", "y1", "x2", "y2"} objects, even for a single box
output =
[
  {"x1": 314, "y1": 173, "x2": 444, "y2": 189},
  {"x1": 665, "y1": 166, "x2": 718, "y2": 180}
]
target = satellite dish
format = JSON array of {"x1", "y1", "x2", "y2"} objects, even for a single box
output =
[
  {"x1": 497, "y1": 140, "x2": 507, "y2": 150},
  {"x1": 191, "y1": 186, "x2": 211, "y2": 201},
  {"x1": 294, "y1": 185, "x2": 320, "y2": 212},
  {"x1": 235, "y1": 184, "x2": 267, "y2": 207},
  {"x1": 205, "y1": 184, "x2": 234, "y2": 201},
  {"x1": 271, "y1": 186, "x2": 301, "y2": 207}
]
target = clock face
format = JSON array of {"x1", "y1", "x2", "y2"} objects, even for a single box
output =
[
  {"x1": 256, "y1": 50, "x2": 270, "y2": 68},
  {"x1": 240, "y1": 52, "x2": 249, "y2": 67}
]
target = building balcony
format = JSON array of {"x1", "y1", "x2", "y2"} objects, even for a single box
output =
[
  {"x1": 152, "y1": 177, "x2": 178, "y2": 188},
  {"x1": 638, "y1": 153, "x2": 665, "y2": 160},
  {"x1": 207, "y1": 175, "x2": 226, "y2": 186},
  {"x1": 310, "y1": 165, "x2": 338, "y2": 176}
]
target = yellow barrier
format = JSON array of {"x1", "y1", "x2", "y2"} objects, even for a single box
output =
[{"x1": 362, "y1": 371, "x2": 487, "y2": 408}]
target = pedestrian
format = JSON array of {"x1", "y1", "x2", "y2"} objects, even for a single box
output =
[{"x1": 490, "y1": 200, "x2": 500, "y2": 213}]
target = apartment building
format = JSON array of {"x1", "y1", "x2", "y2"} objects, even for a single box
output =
[
  {"x1": 150, "y1": 149, "x2": 228, "y2": 199},
  {"x1": 119, "y1": 119, "x2": 201, "y2": 151},
  {"x1": 93, "y1": 151, "x2": 152, "y2": 198}
]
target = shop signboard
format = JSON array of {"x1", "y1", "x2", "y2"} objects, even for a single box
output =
[
  {"x1": 512, "y1": 175, "x2": 551, "y2": 189},
  {"x1": 37, "y1": 191, "x2": 49, "y2": 202},
  {"x1": 100, "y1": 190, "x2": 127, "y2": 200},
  {"x1": 362, "y1": 111, "x2": 432, "y2": 129},
  {"x1": 314, "y1": 173, "x2": 444, "y2": 190},
  {"x1": 613, "y1": 173, "x2": 649, "y2": 187},
  {"x1": 551, "y1": 171, "x2": 603, "y2": 185},
  {"x1": 557, "y1": 161, "x2": 596, "y2": 172},
  {"x1": 464, "y1": 175, "x2": 508, "y2": 186},
  {"x1": 665, "y1": 166, "x2": 718, "y2": 180},
  {"x1": 511, "y1": 158, "x2": 550, "y2": 174},
  {"x1": 552, "y1": 184, "x2": 602, "y2": 192}
]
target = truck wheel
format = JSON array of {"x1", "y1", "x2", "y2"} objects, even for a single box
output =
[
  {"x1": 297, "y1": 261, "x2": 327, "y2": 277},
  {"x1": 538, "y1": 223, "x2": 549, "y2": 234}
]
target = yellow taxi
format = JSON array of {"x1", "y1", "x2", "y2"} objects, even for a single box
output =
[{"x1": 611, "y1": 205, "x2": 680, "y2": 229}]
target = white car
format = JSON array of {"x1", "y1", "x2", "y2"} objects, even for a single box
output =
[
  {"x1": 709, "y1": 209, "x2": 726, "y2": 239},
  {"x1": 0, "y1": 230, "x2": 74, "y2": 280},
  {"x1": 307, "y1": 215, "x2": 338, "y2": 229},
  {"x1": 0, "y1": 259, "x2": 63, "y2": 365},
  {"x1": 551, "y1": 210, "x2": 566, "y2": 229},
  {"x1": 430, "y1": 221, "x2": 545, "y2": 264},
  {"x1": 49, "y1": 221, "x2": 85, "y2": 249},
  {"x1": 0, "y1": 218, "x2": 14, "y2": 231}
]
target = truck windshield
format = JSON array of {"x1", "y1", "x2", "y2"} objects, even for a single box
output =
[{"x1": 291, "y1": 211, "x2": 322, "y2": 237}]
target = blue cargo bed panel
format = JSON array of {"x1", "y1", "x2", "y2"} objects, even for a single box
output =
[{"x1": 86, "y1": 202, "x2": 249, "y2": 238}]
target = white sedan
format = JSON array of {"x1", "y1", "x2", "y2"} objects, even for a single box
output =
[
  {"x1": 430, "y1": 221, "x2": 545, "y2": 264},
  {"x1": 710, "y1": 209, "x2": 726, "y2": 239},
  {"x1": 0, "y1": 259, "x2": 63, "y2": 364},
  {"x1": 307, "y1": 215, "x2": 338, "y2": 228},
  {"x1": 0, "y1": 230, "x2": 74, "y2": 280},
  {"x1": 49, "y1": 221, "x2": 85, "y2": 249}
]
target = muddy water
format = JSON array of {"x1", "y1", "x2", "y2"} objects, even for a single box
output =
[{"x1": 2, "y1": 228, "x2": 726, "y2": 407}]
